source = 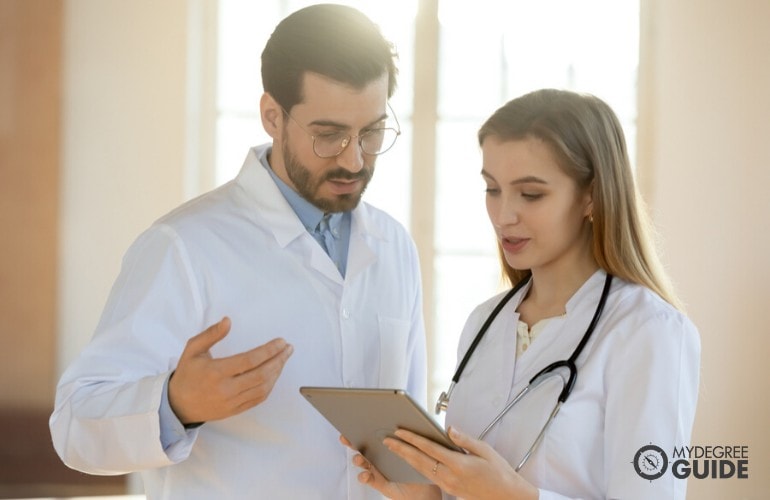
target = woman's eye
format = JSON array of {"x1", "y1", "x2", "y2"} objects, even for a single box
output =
[
  {"x1": 484, "y1": 187, "x2": 500, "y2": 195},
  {"x1": 522, "y1": 192, "x2": 544, "y2": 200}
]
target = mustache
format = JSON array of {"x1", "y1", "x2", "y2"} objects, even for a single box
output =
[{"x1": 323, "y1": 167, "x2": 372, "y2": 183}]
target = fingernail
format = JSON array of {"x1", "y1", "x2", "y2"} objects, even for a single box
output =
[{"x1": 449, "y1": 426, "x2": 459, "y2": 437}]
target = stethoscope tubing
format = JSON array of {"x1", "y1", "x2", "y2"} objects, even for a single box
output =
[
  {"x1": 438, "y1": 272, "x2": 613, "y2": 414},
  {"x1": 436, "y1": 273, "x2": 613, "y2": 471}
]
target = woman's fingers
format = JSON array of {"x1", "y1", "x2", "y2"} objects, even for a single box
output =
[{"x1": 446, "y1": 426, "x2": 496, "y2": 460}]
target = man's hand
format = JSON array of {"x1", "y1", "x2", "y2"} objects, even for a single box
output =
[{"x1": 168, "y1": 317, "x2": 294, "y2": 425}]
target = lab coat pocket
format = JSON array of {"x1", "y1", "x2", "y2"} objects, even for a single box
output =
[{"x1": 377, "y1": 316, "x2": 410, "y2": 388}]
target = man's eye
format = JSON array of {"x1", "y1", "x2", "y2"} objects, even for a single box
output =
[
  {"x1": 316, "y1": 131, "x2": 345, "y2": 141},
  {"x1": 362, "y1": 128, "x2": 385, "y2": 138}
]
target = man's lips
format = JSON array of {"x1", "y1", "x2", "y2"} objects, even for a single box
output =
[{"x1": 326, "y1": 178, "x2": 363, "y2": 195}]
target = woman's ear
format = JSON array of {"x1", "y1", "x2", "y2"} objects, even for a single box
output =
[
  {"x1": 260, "y1": 93, "x2": 283, "y2": 139},
  {"x1": 582, "y1": 182, "x2": 595, "y2": 218}
]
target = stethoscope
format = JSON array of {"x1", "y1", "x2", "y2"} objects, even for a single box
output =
[{"x1": 435, "y1": 272, "x2": 613, "y2": 471}]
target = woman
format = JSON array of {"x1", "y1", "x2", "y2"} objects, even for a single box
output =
[{"x1": 351, "y1": 89, "x2": 700, "y2": 499}]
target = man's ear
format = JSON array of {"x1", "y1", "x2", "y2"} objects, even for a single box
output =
[{"x1": 260, "y1": 93, "x2": 283, "y2": 139}]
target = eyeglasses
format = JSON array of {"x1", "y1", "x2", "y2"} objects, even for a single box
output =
[{"x1": 281, "y1": 104, "x2": 401, "y2": 158}]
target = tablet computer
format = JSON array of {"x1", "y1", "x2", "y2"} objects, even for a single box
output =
[{"x1": 299, "y1": 387, "x2": 464, "y2": 483}]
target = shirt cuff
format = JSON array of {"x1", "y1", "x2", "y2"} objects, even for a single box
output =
[{"x1": 159, "y1": 373, "x2": 194, "y2": 450}]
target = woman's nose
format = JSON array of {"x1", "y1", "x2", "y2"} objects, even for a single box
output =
[{"x1": 490, "y1": 197, "x2": 520, "y2": 227}]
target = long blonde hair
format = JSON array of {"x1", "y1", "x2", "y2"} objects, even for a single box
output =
[{"x1": 478, "y1": 89, "x2": 682, "y2": 310}]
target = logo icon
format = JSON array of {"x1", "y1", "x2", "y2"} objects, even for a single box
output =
[{"x1": 634, "y1": 444, "x2": 669, "y2": 480}]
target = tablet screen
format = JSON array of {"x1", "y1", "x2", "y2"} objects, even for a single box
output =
[{"x1": 300, "y1": 387, "x2": 463, "y2": 483}]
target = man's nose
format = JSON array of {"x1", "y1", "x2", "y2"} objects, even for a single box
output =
[{"x1": 336, "y1": 137, "x2": 365, "y2": 173}]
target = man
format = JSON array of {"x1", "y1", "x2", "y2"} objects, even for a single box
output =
[{"x1": 50, "y1": 5, "x2": 426, "y2": 499}]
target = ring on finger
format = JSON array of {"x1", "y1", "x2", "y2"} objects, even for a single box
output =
[{"x1": 432, "y1": 460, "x2": 441, "y2": 474}]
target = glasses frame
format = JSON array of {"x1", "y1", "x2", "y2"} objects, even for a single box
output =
[{"x1": 280, "y1": 103, "x2": 401, "y2": 158}]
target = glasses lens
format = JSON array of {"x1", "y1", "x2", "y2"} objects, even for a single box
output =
[
  {"x1": 313, "y1": 133, "x2": 348, "y2": 158},
  {"x1": 361, "y1": 128, "x2": 399, "y2": 155},
  {"x1": 312, "y1": 129, "x2": 399, "y2": 158}
]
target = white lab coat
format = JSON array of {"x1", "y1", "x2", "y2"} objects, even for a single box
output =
[
  {"x1": 50, "y1": 145, "x2": 427, "y2": 499},
  {"x1": 445, "y1": 271, "x2": 700, "y2": 500}
]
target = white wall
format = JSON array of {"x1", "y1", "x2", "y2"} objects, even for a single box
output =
[
  {"x1": 58, "y1": 0, "x2": 190, "y2": 370},
  {"x1": 640, "y1": 0, "x2": 770, "y2": 497}
]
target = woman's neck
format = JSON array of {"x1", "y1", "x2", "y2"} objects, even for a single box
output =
[{"x1": 518, "y1": 260, "x2": 600, "y2": 327}]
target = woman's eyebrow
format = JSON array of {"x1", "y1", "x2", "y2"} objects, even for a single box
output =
[
  {"x1": 480, "y1": 170, "x2": 547, "y2": 185},
  {"x1": 509, "y1": 175, "x2": 547, "y2": 185}
]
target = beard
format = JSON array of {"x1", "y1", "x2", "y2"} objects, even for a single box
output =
[{"x1": 281, "y1": 139, "x2": 374, "y2": 213}]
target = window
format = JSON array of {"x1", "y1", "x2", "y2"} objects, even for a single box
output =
[{"x1": 213, "y1": 0, "x2": 639, "y2": 414}]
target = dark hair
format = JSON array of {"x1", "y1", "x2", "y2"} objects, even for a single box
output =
[
  {"x1": 261, "y1": 4, "x2": 398, "y2": 111},
  {"x1": 478, "y1": 89, "x2": 681, "y2": 309}
]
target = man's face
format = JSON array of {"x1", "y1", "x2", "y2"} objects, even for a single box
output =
[{"x1": 272, "y1": 72, "x2": 390, "y2": 213}]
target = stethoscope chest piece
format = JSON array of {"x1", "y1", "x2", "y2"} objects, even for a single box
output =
[{"x1": 434, "y1": 382, "x2": 455, "y2": 414}]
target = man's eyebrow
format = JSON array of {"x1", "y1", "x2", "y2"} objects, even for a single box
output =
[
  {"x1": 309, "y1": 112, "x2": 388, "y2": 130},
  {"x1": 480, "y1": 170, "x2": 547, "y2": 185}
]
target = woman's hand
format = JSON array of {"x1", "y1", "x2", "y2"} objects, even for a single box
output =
[
  {"x1": 340, "y1": 436, "x2": 440, "y2": 500},
  {"x1": 383, "y1": 427, "x2": 539, "y2": 500}
]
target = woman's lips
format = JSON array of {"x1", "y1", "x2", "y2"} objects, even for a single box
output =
[{"x1": 501, "y1": 236, "x2": 529, "y2": 253}]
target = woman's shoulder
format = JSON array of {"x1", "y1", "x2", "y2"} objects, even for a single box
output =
[{"x1": 605, "y1": 277, "x2": 699, "y2": 341}]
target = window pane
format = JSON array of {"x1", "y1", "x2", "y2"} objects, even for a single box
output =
[
  {"x1": 435, "y1": 121, "x2": 495, "y2": 254},
  {"x1": 362, "y1": 121, "x2": 412, "y2": 228},
  {"x1": 215, "y1": 114, "x2": 266, "y2": 185}
]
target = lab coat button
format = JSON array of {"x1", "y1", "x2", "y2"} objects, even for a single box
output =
[{"x1": 342, "y1": 308, "x2": 350, "y2": 319}]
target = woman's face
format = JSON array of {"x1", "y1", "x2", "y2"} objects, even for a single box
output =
[{"x1": 481, "y1": 135, "x2": 593, "y2": 277}]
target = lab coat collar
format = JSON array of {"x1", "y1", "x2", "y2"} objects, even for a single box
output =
[
  {"x1": 234, "y1": 145, "x2": 384, "y2": 281},
  {"x1": 234, "y1": 145, "x2": 304, "y2": 248},
  {"x1": 563, "y1": 269, "x2": 608, "y2": 315}
]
